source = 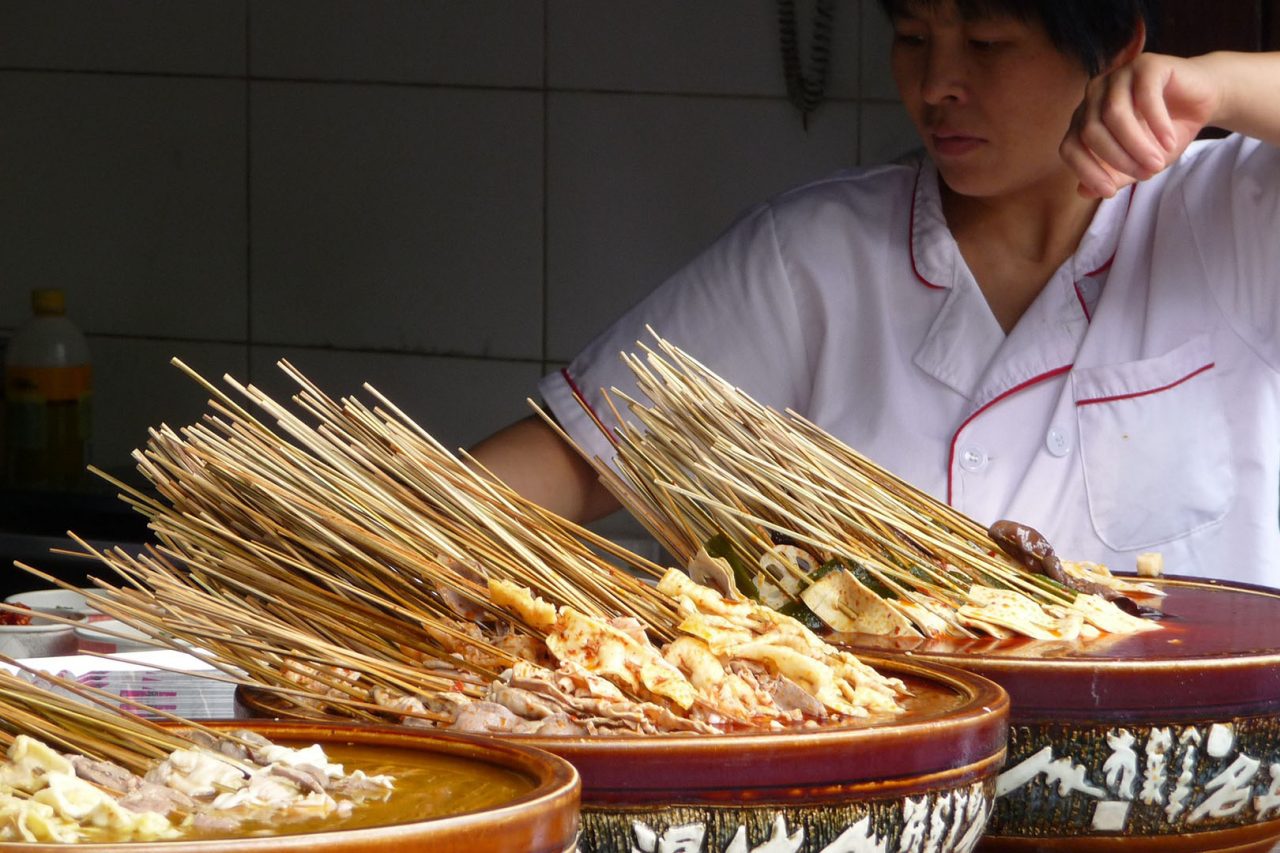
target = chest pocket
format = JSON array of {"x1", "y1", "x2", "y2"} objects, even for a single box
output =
[{"x1": 1072, "y1": 334, "x2": 1234, "y2": 551}]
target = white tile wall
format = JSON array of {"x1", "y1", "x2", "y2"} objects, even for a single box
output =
[
  {"x1": 860, "y1": 0, "x2": 900, "y2": 101},
  {"x1": 0, "y1": 1, "x2": 246, "y2": 76},
  {"x1": 246, "y1": 346, "x2": 542, "y2": 452},
  {"x1": 548, "y1": 0, "x2": 859, "y2": 98},
  {"x1": 0, "y1": 0, "x2": 904, "y2": 524},
  {"x1": 862, "y1": 101, "x2": 921, "y2": 165},
  {"x1": 250, "y1": 82, "x2": 543, "y2": 360},
  {"x1": 0, "y1": 74, "x2": 246, "y2": 337},
  {"x1": 89, "y1": 338, "x2": 250, "y2": 471},
  {"x1": 251, "y1": 0, "x2": 543, "y2": 87},
  {"x1": 546, "y1": 92, "x2": 860, "y2": 361}
]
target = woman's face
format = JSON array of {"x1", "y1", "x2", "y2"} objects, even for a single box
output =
[{"x1": 889, "y1": 1, "x2": 1093, "y2": 200}]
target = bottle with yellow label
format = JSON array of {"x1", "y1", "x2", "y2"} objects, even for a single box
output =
[{"x1": 3, "y1": 289, "x2": 92, "y2": 489}]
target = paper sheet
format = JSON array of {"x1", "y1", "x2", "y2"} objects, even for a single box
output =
[{"x1": 5, "y1": 650, "x2": 242, "y2": 719}]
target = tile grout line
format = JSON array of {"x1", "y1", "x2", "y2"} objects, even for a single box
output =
[
  {"x1": 82, "y1": 331, "x2": 548, "y2": 367},
  {"x1": 540, "y1": 0, "x2": 551, "y2": 376},
  {"x1": 0, "y1": 65, "x2": 871, "y2": 104},
  {"x1": 0, "y1": 12, "x2": 897, "y2": 376},
  {"x1": 245, "y1": 1, "x2": 254, "y2": 383},
  {"x1": 857, "y1": 0, "x2": 865, "y2": 165}
]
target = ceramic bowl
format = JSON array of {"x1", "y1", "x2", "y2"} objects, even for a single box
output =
[
  {"x1": 4, "y1": 588, "x2": 102, "y2": 623},
  {"x1": 0, "y1": 719, "x2": 580, "y2": 852},
  {"x1": 74, "y1": 618, "x2": 165, "y2": 654},
  {"x1": 241, "y1": 653, "x2": 1010, "y2": 853},
  {"x1": 0, "y1": 615, "x2": 78, "y2": 659},
  {"x1": 839, "y1": 577, "x2": 1280, "y2": 853}
]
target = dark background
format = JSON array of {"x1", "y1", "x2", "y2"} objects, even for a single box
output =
[{"x1": 1156, "y1": 0, "x2": 1278, "y2": 54}]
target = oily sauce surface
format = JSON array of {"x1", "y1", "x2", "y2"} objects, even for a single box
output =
[
  {"x1": 835, "y1": 578, "x2": 1280, "y2": 662},
  {"x1": 76, "y1": 741, "x2": 536, "y2": 842}
]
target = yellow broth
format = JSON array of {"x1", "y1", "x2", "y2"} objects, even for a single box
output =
[{"x1": 79, "y1": 741, "x2": 537, "y2": 842}]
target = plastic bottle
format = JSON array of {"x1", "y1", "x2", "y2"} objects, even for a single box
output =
[{"x1": 3, "y1": 289, "x2": 92, "y2": 488}]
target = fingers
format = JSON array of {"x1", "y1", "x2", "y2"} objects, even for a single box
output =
[
  {"x1": 1131, "y1": 64, "x2": 1177, "y2": 151},
  {"x1": 1090, "y1": 73, "x2": 1159, "y2": 175},
  {"x1": 1062, "y1": 58, "x2": 1181, "y2": 197},
  {"x1": 1087, "y1": 70, "x2": 1170, "y2": 173},
  {"x1": 1060, "y1": 130, "x2": 1131, "y2": 199},
  {"x1": 1061, "y1": 91, "x2": 1129, "y2": 199}
]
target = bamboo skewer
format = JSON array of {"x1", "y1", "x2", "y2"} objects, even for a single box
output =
[
  {"x1": 11, "y1": 335, "x2": 1093, "y2": 739},
  {"x1": 546, "y1": 330, "x2": 1124, "y2": 639},
  {"x1": 0, "y1": 660, "x2": 208, "y2": 774},
  {"x1": 12, "y1": 356, "x2": 744, "y2": 728}
]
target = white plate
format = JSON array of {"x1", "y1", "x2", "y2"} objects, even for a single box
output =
[
  {"x1": 5, "y1": 587, "x2": 102, "y2": 621},
  {"x1": 74, "y1": 619, "x2": 163, "y2": 654}
]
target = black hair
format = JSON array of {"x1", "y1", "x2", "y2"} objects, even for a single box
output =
[{"x1": 876, "y1": 0, "x2": 1155, "y2": 76}]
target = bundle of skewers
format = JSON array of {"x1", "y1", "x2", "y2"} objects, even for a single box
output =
[
  {"x1": 0, "y1": 659, "x2": 393, "y2": 843},
  {"x1": 9, "y1": 328, "x2": 1162, "y2": 742},
  {"x1": 546, "y1": 331, "x2": 1164, "y2": 642},
  {"x1": 11, "y1": 358, "x2": 908, "y2": 739}
]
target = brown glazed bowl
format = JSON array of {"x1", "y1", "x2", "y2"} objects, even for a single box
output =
[
  {"x1": 839, "y1": 577, "x2": 1280, "y2": 853},
  {"x1": 241, "y1": 653, "x2": 1009, "y2": 853},
  {"x1": 0, "y1": 720, "x2": 580, "y2": 852}
]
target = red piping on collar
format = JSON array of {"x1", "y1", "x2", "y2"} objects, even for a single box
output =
[
  {"x1": 1076, "y1": 362, "x2": 1215, "y2": 407},
  {"x1": 1086, "y1": 255, "x2": 1115, "y2": 277},
  {"x1": 908, "y1": 164, "x2": 946, "y2": 290},
  {"x1": 1074, "y1": 256, "x2": 1116, "y2": 323},
  {"x1": 1072, "y1": 281, "x2": 1093, "y2": 322},
  {"x1": 560, "y1": 367, "x2": 619, "y2": 448},
  {"x1": 1069, "y1": 184, "x2": 1133, "y2": 321},
  {"x1": 946, "y1": 364, "x2": 1073, "y2": 505},
  {"x1": 913, "y1": 179, "x2": 1134, "y2": 298}
]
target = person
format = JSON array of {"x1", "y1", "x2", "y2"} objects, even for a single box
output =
[{"x1": 471, "y1": 0, "x2": 1280, "y2": 587}]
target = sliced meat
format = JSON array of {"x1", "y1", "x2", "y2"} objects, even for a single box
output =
[
  {"x1": 118, "y1": 780, "x2": 195, "y2": 816},
  {"x1": 192, "y1": 812, "x2": 243, "y2": 834},
  {"x1": 530, "y1": 715, "x2": 588, "y2": 736},
  {"x1": 269, "y1": 763, "x2": 327, "y2": 794},
  {"x1": 231, "y1": 730, "x2": 277, "y2": 767},
  {"x1": 183, "y1": 730, "x2": 218, "y2": 751},
  {"x1": 69, "y1": 755, "x2": 138, "y2": 793},
  {"x1": 328, "y1": 771, "x2": 393, "y2": 799},
  {"x1": 988, "y1": 519, "x2": 1154, "y2": 617},
  {"x1": 766, "y1": 675, "x2": 827, "y2": 718},
  {"x1": 486, "y1": 684, "x2": 562, "y2": 720},
  {"x1": 448, "y1": 701, "x2": 523, "y2": 734}
]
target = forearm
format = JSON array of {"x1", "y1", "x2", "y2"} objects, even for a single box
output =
[
  {"x1": 1065, "y1": 49, "x2": 1280, "y2": 198},
  {"x1": 1197, "y1": 51, "x2": 1280, "y2": 145},
  {"x1": 467, "y1": 415, "x2": 621, "y2": 524}
]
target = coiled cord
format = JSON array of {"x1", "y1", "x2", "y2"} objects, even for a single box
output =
[{"x1": 778, "y1": 0, "x2": 838, "y2": 126}]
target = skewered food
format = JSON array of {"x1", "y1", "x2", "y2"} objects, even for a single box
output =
[
  {"x1": 547, "y1": 330, "x2": 1164, "y2": 642},
  {"x1": 9, "y1": 357, "x2": 908, "y2": 737},
  {"x1": 0, "y1": 603, "x2": 33, "y2": 626},
  {"x1": 0, "y1": 664, "x2": 405, "y2": 844}
]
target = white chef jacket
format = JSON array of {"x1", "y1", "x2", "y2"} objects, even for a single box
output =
[{"x1": 539, "y1": 134, "x2": 1280, "y2": 586}]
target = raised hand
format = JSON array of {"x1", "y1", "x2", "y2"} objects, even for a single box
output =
[{"x1": 1060, "y1": 52, "x2": 1219, "y2": 199}]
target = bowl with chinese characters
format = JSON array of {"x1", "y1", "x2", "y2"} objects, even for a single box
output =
[
  {"x1": 240, "y1": 653, "x2": 1009, "y2": 853},
  {"x1": 838, "y1": 577, "x2": 1280, "y2": 852}
]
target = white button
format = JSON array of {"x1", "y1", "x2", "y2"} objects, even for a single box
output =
[
  {"x1": 959, "y1": 447, "x2": 988, "y2": 472},
  {"x1": 1046, "y1": 428, "x2": 1071, "y2": 457}
]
